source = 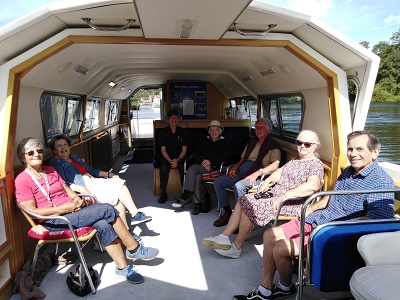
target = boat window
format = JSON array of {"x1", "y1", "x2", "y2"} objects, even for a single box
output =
[
  {"x1": 83, "y1": 99, "x2": 100, "y2": 132},
  {"x1": 40, "y1": 92, "x2": 83, "y2": 145},
  {"x1": 231, "y1": 96, "x2": 258, "y2": 127},
  {"x1": 130, "y1": 87, "x2": 163, "y2": 139},
  {"x1": 105, "y1": 100, "x2": 120, "y2": 125},
  {"x1": 347, "y1": 75, "x2": 360, "y2": 128},
  {"x1": 261, "y1": 93, "x2": 305, "y2": 140}
]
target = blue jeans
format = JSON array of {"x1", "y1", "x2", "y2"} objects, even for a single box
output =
[
  {"x1": 234, "y1": 177, "x2": 261, "y2": 198},
  {"x1": 213, "y1": 160, "x2": 254, "y2": 208},
  {"x1": 42, "y1": 203, "x2": 119, "y2": 247}
]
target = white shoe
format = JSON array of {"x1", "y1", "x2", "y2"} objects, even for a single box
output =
[
  {"x1": 202, "y1": 234, "x2": 231, "y2": 250},
  {"x1": 214, "y1": 244, "x2": 241, "y2": 258},
  {"x1": 172, "y1": 198, "x2": 191, "y2": 208}
]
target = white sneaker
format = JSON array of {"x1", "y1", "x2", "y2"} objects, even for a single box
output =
[
  {"x1": 214, "y1": 244, "x2": 241, "y2": 258},
  {"x1": 172, "y1": 198, "x2": 191, "y2": 208},
  {"x1": 202, "y1": 234, "x2": 231, "y2": 250}
]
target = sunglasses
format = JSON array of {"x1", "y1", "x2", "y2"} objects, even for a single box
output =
[
  {"x1": 25, "y1": 149, "x2": 44, "y2": 156},
  {"x1": 295, "y1": 140, "x2": 315, "y2": 148}
]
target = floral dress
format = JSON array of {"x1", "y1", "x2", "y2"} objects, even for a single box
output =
[{"x1": 237, "y1": 158, "x2": 324, "y2": 226}]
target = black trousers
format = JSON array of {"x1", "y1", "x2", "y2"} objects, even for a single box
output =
[{"x1": 159, "y1": 157, "x2": 185, "y2": 193}]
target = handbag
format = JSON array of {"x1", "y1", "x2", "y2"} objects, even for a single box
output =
[
  {"x1": 254, "y1": 190, "x2": 274, "y2": 199},
  {"x1": 199, "y1": 192, "x2": 211, "y2": 213},
  {"x1": 66, "y1": 263, "x2": 98, "y2": 296}
]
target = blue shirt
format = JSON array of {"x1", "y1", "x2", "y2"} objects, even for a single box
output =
[
  {"x1": 49, "y1": 154, "x2": 101, "y2": 187},
  {"x1": 305, "y1": 160, "x2": 394, "y2": 228}
]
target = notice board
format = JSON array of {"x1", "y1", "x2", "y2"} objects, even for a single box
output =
[{"x1": 169, "y1": 81, "x2": 207, "y2": 119}]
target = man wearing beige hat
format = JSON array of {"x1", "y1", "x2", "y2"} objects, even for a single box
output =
[{"x1": 173, "y1": 120, "x2": 229, "y2": 215}]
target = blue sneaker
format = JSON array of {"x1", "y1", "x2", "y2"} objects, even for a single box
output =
[
  {"x1": 131, "y1": 211, "x2": 153, "y2": 225},
  {"x1": 126, "y1": 244, "x2": 159, "y2": 261},
  {"x1": 115, "y1": 265, "x2": 144, "y2": 284}
]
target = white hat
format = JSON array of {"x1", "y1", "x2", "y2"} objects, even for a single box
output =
[{"x1": 206, "y1": 120, "x2": 224, "y2": 132}]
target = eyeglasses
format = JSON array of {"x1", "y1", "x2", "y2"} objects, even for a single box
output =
[
  {"x1": 25, "y1": 149, "x2": 44, "y2": 156},
  {"x1": 295, "y1": 140, "x2": 315, "y2": 148}
]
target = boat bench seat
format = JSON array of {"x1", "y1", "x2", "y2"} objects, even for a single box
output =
[{"x1": 153, "y1": 124, "x2": 249, "y2": 195}]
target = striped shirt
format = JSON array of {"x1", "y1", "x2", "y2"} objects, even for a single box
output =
[{"x1": 306, "y1": 160, "x2": 394, "y2": 228}]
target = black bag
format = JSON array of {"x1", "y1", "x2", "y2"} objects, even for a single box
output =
[
  {"x1": 66, "y1": 263, "x2": 99, "y2": 296},
  {"x1": 200, "y1": 192, "x2": 211, "y2": 213},
  {"x1": 254, "y1": 190, "x2": 274, "y2": 199}
]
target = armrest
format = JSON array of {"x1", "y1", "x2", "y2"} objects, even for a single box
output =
[
  {"x1": 273, "y1": 196, "x2": 303, "y2": 226},
  {"x1": 357, "y1": 230, "x2": 400, "y2": 265}
]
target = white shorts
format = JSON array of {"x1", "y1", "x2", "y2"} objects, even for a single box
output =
[{"x1": 82, "y1": 175, "x2": 125, "y2": 206}]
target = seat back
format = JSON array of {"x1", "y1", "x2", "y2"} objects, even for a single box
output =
[
  {"x1": 296, "y1": 187, "x2": 400, "y2": 300},
  {"x1": 308, "y1": 219, "x2": 400, "y2": 292}
]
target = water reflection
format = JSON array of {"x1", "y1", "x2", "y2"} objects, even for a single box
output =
[{"x1": 365, "y1": 102, "x2": 400, "y2": 164}]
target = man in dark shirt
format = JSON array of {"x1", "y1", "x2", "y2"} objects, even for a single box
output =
[{"x1": 157, "y1": 110, "x2": 188, "y2": 203}]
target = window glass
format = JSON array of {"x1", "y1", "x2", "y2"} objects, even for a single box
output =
[
  {"x1": 84, "y1": 99, "x2": 100, "y2": 132},
  {"x1": 105, "y1": 100, "x2": 120, "y2": 125},
  {"x1": 280, "y1": 96, "x2": 303, "y2": 134},
  {"x1": 260, "y1": 93, "x2": 305, "y2": 140},
  {"x1": 347, "y1": 76, "x2": 360, "y2": 128},
  {"x1": 40, "y1": 92, "x2": 83, "y2": 145}
]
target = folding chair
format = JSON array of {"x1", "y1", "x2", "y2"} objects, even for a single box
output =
[
  {"x1": 295, "y1": 188, "x2": 400, "y2": 300},
  {"x1": 16, "y1": 194, "x2": 104, "y2": 295}
]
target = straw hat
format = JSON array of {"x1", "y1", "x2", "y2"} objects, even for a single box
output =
[{"x1": 206, "y1": 120, "x2": 224, "y2": 132}]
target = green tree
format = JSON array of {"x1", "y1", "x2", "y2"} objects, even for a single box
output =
[{"x1": 363, "y1": 29, "x2": 400, "y2": 101}]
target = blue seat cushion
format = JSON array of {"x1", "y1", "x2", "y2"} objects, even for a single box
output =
[{"x1": 310, "y1": 220, "x2": 400, "y2": 292}]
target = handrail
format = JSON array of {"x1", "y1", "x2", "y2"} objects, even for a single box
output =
[
  {"x1": 82, "y1": 18, "x2": 136, "y2": 32},
  {"x1": 296, "y1": 187, "x2": 400, "y2": 300},
  {"x1": 232, "y1": 23, "x2": 276, "y2": 36}
]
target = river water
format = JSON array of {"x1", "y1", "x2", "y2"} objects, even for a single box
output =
[{"x1": 365, "y1": 102, "x2": 400, "y2": 164}]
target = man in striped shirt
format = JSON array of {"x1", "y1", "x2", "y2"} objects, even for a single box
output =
[{"x1": 234, "y1": 130, "x2": 395, "y2": 300}]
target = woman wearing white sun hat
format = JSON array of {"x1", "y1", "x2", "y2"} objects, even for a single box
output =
[{"x1": 172, "y1": 120, "x2": 230, "y2": 215}]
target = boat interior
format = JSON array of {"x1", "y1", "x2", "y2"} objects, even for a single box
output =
[{"x1": 0, "y1": 0, "x2": 398, "y2": 299}]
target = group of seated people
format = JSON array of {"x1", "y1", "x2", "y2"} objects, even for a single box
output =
[
  {"x1": 156, "y1": 111, "x2": 395, "y2": 299},
  {"x1": 15, "y1": 136, "x2": 158, "y2": 285},
  {"x1": 15, "y1": 112, "x2": 396, "y2": 298}
]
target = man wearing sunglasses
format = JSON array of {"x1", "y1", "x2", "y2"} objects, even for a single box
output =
[
  {"x1": 213, "y1": 118, "x2": 282, "y2": 227},
  {"x1": 234, "y1": 130, "x2": 395, "y2": 300}
]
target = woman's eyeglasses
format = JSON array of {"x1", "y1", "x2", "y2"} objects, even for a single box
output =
[
  {"x1": 25, "y1": 149, "x2": 44, "y2": 156},
  {"x1": 295, "y1": 140, "x2": 315, "y2": 148}
]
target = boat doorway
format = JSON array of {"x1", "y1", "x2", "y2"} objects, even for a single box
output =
[{"x1": 128, "y1": 87, "x2": 163, "y2": 163}]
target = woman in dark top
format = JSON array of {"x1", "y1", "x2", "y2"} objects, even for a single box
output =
[{"x1": 173, "y1": 120, "x2": 229, "y2": 215}]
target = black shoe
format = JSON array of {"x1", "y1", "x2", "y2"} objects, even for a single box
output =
[
  {"x1": 272, "y1": 284, "x2": 296, "y2": 299},
  {"x1": 158, "y1": 192, "x2": 168, "y2": 203},
  {"x1": 192, "y1": 204, "x2": 200, "y2": 215},
  {"x1": 233, "y1": 288, "x2": 272, "y2": 300}
]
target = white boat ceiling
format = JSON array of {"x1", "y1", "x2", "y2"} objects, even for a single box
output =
[{"x1": 0, "y1": 0, "x2": 377, "y2": 100}]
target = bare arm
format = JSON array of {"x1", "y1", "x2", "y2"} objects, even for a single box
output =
[
  {"x1": 161, "y1": 146, "x2": 171, "y2": 162},
  {"x1": 304, "y1": 195, "x2": 330, "y2": 216},
  {"x1": 19, "y1": 198, "x2": 77, "y2": 217},
  {"x1": 69, "y1": 183, "x2": 91, "y2": 194},
  {"x1": 259, "y1": 167, "x2": 283, "y2": 191},
  {"x1": 273, "y1": 175, "x2": 321, "y2": 211},
  {"x1": 244, "y1": 160, "x2": 280, "y2": 186}
]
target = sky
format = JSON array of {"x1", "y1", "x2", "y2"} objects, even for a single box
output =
[{"x1": 1, "y1": 0, "x2": 399, "y2": 48}]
